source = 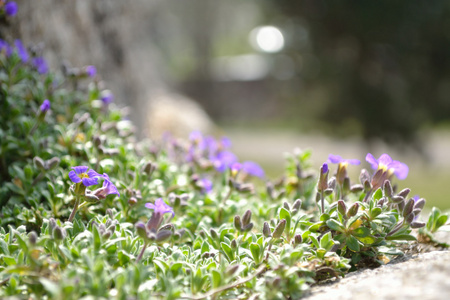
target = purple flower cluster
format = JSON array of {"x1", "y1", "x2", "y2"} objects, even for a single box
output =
[
  {"x1": 145, "y1": 198, "x2": 175, "y2": 217},
  {"x1": 187, "y1": 131, "x2": 265, "y2": 178},
  {"x1": 69, "y1": 166, "x2": 119, "y2": 197},
  {"x1": 366, "y1": 153, "x2": 408, "y2": 180},
  {"x1": 4, "y1": 1, "x2": 18, "y2": 16},
  {"x1": 0, "y1": 39, "x2": 49, "y2": 74}
]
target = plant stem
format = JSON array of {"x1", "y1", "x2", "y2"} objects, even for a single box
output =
[
  {"x1": 136, "y1": 243, "x2": 147, "y2": 262},
  {"x1": 320, "y1": 190, "x2": 325, "y2": 214},
  {"x1": 179, "y1": 265, "x2": 266, "y2": 300},
  {"x1": 68, "y1": 196, "x2": 80, "y2": 222}
]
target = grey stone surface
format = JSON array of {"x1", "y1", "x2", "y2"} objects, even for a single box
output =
[{"x1": 304, "y1": 250, "x2": 450, "y2": 300}]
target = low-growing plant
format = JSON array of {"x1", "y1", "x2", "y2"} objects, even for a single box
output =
[{"x1": 0, "y1": 9, "x2": 448, "y2": 300}]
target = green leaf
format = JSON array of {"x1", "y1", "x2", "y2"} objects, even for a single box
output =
[
  {"x1": 0, "y1": 239, "x2": 9, "y2": 255},
  {"x1": 40, "y1": 278, "x2": 60, "y2": 297},
  {"x1": 211, "y1": 269, "x2": 222, "y2": 288},
  {"x1": 385, "y1": 234, "x2": 416, "y2": 241},
  {"x1": 220, "y1": 242, "x2": 234, "y2": 262},
  {"x1": 326, "y1": 219, "x2": 345, "y2": 232},
  {"x1": 320, "y1": 213, "x2": 330, "y2": 222},
  {"x1": 308, "y1": 222, "x2": 323, "y2": 232},
  {"x1": 356, "y1": 236, "x2": 377, "y2": 245},
  {"x1": 352, "y1": 227, "x2": 370, "y2": 238},
  {"x1": 249, "y1": 243, "x2": 261, "y2": 264},
  {"x1": 436, "y1": 214, "x2": 448, "y2": 229},
  {"x1": 373, "y1": 188, "x2": 383, "y2": 201},
  {"x1": 201, "y1": 241, "x2": 210, "y2": 254},
  {"x1": 309, "y1": 235, "x2": 320, "y2": 249},
  {"x1": 153, "y1": 259, "x2": 168, "y2": 275},
  {"x1": 346, "y1": 235, "x2": 360, "y2": 252},
  {"x1": 279, "y1": 208, "x2": 291, "y2": 237},
  {"x1": 370, "y1": 207, "x2": 382, "y2": 219},
  {"x1": 2, "y1": 256, "x2": 16, "y2": 266}
]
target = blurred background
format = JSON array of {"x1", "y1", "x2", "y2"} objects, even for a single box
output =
[{"x1": 4, "y1": 0, "x2": 450, "y2": 209}]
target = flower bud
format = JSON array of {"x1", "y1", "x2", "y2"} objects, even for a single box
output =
[
  {"x1": 49, "y1": 218, "x2": 57, "y2": 232},
  {"x1": 128, "y1": 197, "x2": 137, "y2": 206},
  {"x1": 337, "y1": 200, "x2": 347, "y2": 216},
  {"x1": 273, "y1": 219, "x2": 286, "y2": 239},
  {"x1": 413, "y1": 198, "x2": 426, "y2": 211},
  {"x1": 350, "y1": 184, "x2": 364, "y2": 193},
  {"x1": 391, "y1": 196, "x2": 404, "y2": 204},
  {"x1": 243, "y1": 222, "x2": 254, "y2": 232},
  {"x1": 293, "y1": 234, "x2": 303, "y2": 245},
  {"x1": 263, "y1": 222, "x2": 272, "y2": 237},
  {"x1": 410, "y1": 221, "x2": 426, "y2": 229},
  {"x1": 404, "y1": 212, "x2": 415, "y2": 224},
  {"x1": 242, "y1": 210, "x2": 252, "y2": 227},
  {"x1": 360, "y1": 169, "x2": 371, "y2": 185},
  {"x1": 371, "y1": 169, "x2": 385, "y2": 189},
  {"x1": 156, "y1": 230, "x2": 172, "y2": 243},
  {"x1": 135, "y1": 222, "x2": 148, "y2": 240},
  {"x1": 226, "y1": 264, "x2": 240, "y2": 277},
  {"x1": 210, "y1": 228, "x2": 219, "y2": 240},
  {"x1": 52, "y1": 226, "x2": 66, "y2": 241},
  {"x1": 283, "y1": 202, "x2": 290, "y2": 211},
  {"x1": 292, "y1": 199, "x2": 302, "y2": 211},
  {"x1": 347, "y1": 203, "x2": 359, "y2": 218},
  {"x1": 234, "y1": 215, "x2": 242, "y2": 232},
  {"x1": 46, "y1": 157, "x2": 60, "y2": 170},
  {"x1": 28, "y1": 231, "x2": 37, "y2": 245},
  {"x1": 342, "y1": 177, "x2": 351, "y2": 193},
  {"x1": 397, "y1": 188, "x2": 411, "y2": 199},
  {"x1": 231, "y1": 239, "x2": 238, "y2": 250},
  {"x1": 85, "y1": 191, "x2": 100, "y2": 203},
  {"x1": 159, "y1": 224, "x2": 174, "y2": 232},
  {"x1": 33, "y1": 156, "x2": 46, "y2": 171},
  {"x1": 318, "y1": 163, "x2": 329, "y2": 191},
  {"x1": 383, "y1": 180, "x2": 393, "y2": 198},
  {"x1": 328, "y1": 177, "x2": 336, "y2": 190},
  {"x1": 402, "y1": 198, "x2": 415, "y2": 218}
]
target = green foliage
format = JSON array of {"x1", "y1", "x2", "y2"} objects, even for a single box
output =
[{"x1": 0, "y1": 37, "x2": 447, "y2": 299}]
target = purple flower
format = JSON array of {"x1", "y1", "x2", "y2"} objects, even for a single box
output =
[
  {"x1": 14, "y1": 40, "x2": 28, "y2": 63},
  {"x1": 321, "y1": 163, "x2": 329, "y2": 174},
  {"x1": 327, "y1": 154, "x2": 360, "y2": 166},
  {"x1": 365, "y1": 153, "x2": 408, "y2": 180},
  {"x1": 199, "y1": 178, "x2": 213, "y2": 194},
  {"x1": 242, "y1": 161, "x2": 265, "y2": 178},
  {"x1": 5, "y1": 1, "x2": 18, "y2": 16},
  {"x1": 32, "y1": 57, "x2": 49, "y2": 74},
  {"x1": 220, "y1": 136, "x2": 232, "y2": 149},
  {"x1": 68, "y1": 166, "x2": 102, "y2": 187},
  {"x1": 40, "y1": 99, "x2": 51, "y2": 113},
  {"x1": 145, "y1": 198, "x2": 175, "y2": 217},
  {"x1": 100, "y1": 90, "x2": 114, "y2": 104},
  {"x1": 85, "y1": 65, "x2": 96, "y2": 77},
  {"x1": 93, "y1": 173, "x2": 120, "y2": 198},
  {"x1": 213, "y1": 151, "x2": 238, "y2": 172},
  {"x1": 0, "y1": 39, "x2": 12, "y2": 56}
]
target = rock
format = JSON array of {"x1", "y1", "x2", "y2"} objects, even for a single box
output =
[{"x1": 304, "y1": 250, "x2": 450, "y2": 300}]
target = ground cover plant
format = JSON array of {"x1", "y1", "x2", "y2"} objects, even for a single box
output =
[{"x1": 0, "y1": 5, "x2": 448, "y2": 300}]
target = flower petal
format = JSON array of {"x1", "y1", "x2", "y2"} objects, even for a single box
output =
[
  {"x1": 72, "y1": 166, "x2": 88, "y2": 174},
  {"x1": 391, "y1": 161, "x2": 409, "y2": 180},
  {"x1": 328, "y1": 154, "x2": 343, "y2": 164},
  {"x1": 145, "y1": 203, "x2": 156, "y2": 210},
  {"x1": 365, "y1": 153, "x2": 378, "y2": 170},
  {"x1": 242, "y1": 161, "x2": 265, "y2": 178},
  {"x1": 87, "y1": 169, "x2": 102, "y2": 178},
  {"x1": 68, "y1": 170, "x2": 82, "y2": 183},
  {"x1": 347, "y1": 159, "x2": 361, "y2": 165},
  {"x1": 82, "y1": 177, "x2": 99, "y2": 187},
  {"x1": 378, "y1": 154, "x2": 393, "y2": 166}
]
